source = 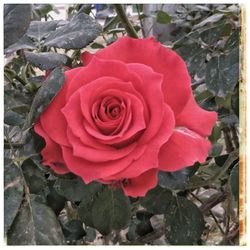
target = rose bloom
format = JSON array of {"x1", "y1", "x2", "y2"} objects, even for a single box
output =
[{"x1": 34, "y1": 37, "x2": 217, "y2": 197}]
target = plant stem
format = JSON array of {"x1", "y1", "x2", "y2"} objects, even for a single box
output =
[
  {"x1": 136, "y1": 4, "x2": 146, "y2": 38},
  {"x1": 222, "y1": 126, "x2": 234, "y2": 153},
  {"x1": 114, "y1": 4, "x2": 139, "y2": 38},
  {"x1": 230, "y1": 125, "x2": 239, "y2": 148},
  {"x1": 189, "y1": 191, "x2": 225, "y2": 235}
]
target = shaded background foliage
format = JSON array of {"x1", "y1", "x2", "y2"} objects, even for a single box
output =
[{"x1": 4, "y1": 3, "x2": 240, "y2": 245}]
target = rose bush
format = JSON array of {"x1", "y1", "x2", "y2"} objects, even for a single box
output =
[{"x1": 34, "y1": 36, "x2": 217, "y2": 197}]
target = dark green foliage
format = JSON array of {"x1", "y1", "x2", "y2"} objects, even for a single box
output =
[
  {"x1": 25, "y1": 67, "x2": 65, "y2": 127},
  {"x1": 4, "y1": 35, "x2": 36, "y2": 55},
  {"x1": 54, "y1": 177, "x2": 88, "y2": 202},
  {"x1": 156, "y1": 10, "x2": 171, "y2": 24},
  {"x1": 7, "y1": 198, "x2": 65, "y2": 245},
  {"x1": 26, "y1": 20, "x2": 60, "y2": 41},
  {"x1": 158, "y1": 166, "x2": 199, "y2": 190},
  {"x1": 230, "y1": 163, "x2": 239, "y2": 200},
  {"x1": 141, "y1": 186, "x2": 173, "y2": 214},
  {"x1": 164, "y1": 196, "x2": 205, "y2": 245},
  {"x1": 91, "y1": 188, "x2": 131, "y2": 235},
  {"x1": 61, "y1": 220, "x2": 86, "y2": 242},
  {"x1": 25, "y1": 52, "x2": 67, "y2": 70},
  {"x1": 205, "y1": 48, "x2": 239, "y2": 97},
  {"x1": 4, "y1": 3, "x2": 240, "y2": 246},
  {"x1": 21, "y1": 159, "x2": 47, "y2": 194},
  {"x1": 4, "y1": 4, "x2": 32, "y2": 48},
  {"x1": 44, "y1": 13, "x2": 102, "y2": 49},
  {"x1": 4, "y1": 163, "x2": 24, "y2": 234}
]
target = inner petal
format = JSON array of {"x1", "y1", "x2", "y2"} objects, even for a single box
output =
[{"x1": 92, "y1": 95, "x2": 126, "y2": 135}]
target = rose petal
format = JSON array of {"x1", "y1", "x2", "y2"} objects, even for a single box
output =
[
  {"x1": 61, "y1": 145, "x2": 146, "y2": 183},
  {"x1": 61, "y1": 91, "x2": 111, "y2": 151},
  {"x1": 81, "y1": 36, "x2": 192, "y2": 115},
  {"x1": 158, "y1": 128, "x2": 212, "y2": 172},
  {"x1": 34, "y1": 120, "x2": 69, "y2": 174},
  {"x1": 65, "y1": 57, "x2": 144, "y2": 101},
  {"x1": 122, "y1": 169, "x2": 158, "y2": 197},
  {"x1": 62, "y1": 77, "x2": 146, "y2": 146},
  {"x1": 175, "y1": 95, "x2": 218, "y2": 137},
  {"x1": 127, "y1": 63, "x2": 165, "y2": 144},
  {"x1": 39, "y1": 67, "x2": 82, "y2": 146},
  {"x1": 82, "y1": 89, "x2": 146, "y2": 145},
  {"x1": 67, "y1": 128, "x2": 138, "y2": 162},
  {"x1": 105, "y1": 104, "x2": 175, "y2": 180}
]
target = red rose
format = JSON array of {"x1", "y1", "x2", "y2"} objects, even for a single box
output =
[{"x1": 34, "y1": 36, "x2": 217, "y2": 197}]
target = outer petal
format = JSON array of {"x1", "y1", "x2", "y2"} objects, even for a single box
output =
[
  {"x1": 175, "y1": 95, "x2": 217, "y2": 137},
  {"x1": 81, "y1": 36, "x2": 192, "y2": 115},
  {"x1": 61, "y1": 145, "x2": 146, "y2": 184},
  {"x1": 65, "y1": 57, "x2": 144, "y2": 101},
  {"x1": 158, "y1": 128, "x2": 212, "y2": 172},
  {"x1": 39, "y1": 67, "x2": 82, "y2": 146},
  {"x1": 34, "y1": 120, "x2": 69, "y2": 174},
  {"x1": 122, "y1": 169, "x2": 158, "y2": 197},
  {"x1": 67, "y1": 128, "x2": 138, "y2": 162}
]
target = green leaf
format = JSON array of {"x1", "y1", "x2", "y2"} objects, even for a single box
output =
[
  {"x1": 193, "y1": 13, "x2": 224, "y2": 29},
  {"x1": 4, "y1": 110, "x2": 25, "y2": 126},
  {"x1": 76, "y1": 182, "x2": 102, "y2": 227},
  {"x1": 61, "y1": 220, "x2": 86, "y2": 241},
  {"x1": 158, "y1": 167, "x2": 198, "y2": 190},
  {"x1": 209, "y1": 143, "x2": 223, "y2": 157},
  {"x1": 141, "y1": 186, "x2": 173, "y2": 214},
  {"x1": 90, "y1": 42, "x2": 105, "y2": 49},
  {"x1": 46, "y1": 185, "x2": 66, "y2": 216},
  {"x1": 165, "y1": 196, "x2": 205, "y2": 245},
  {"x1": 156, "y1": 10, "x2": 171, "y2": 24},
  {"x1": 7, "y1": 198, "x2": 65, "y2": 245},
  {"x1": 33, "y1": 4, "x2": 54, "y2": 17},
  {"x1": 28, "y1": 76, "x2": 45, "y2": 89},
  {"x1": 205, "y1": 48, "x2": 239, "y2": 97},
  {"x1": 195, "y1": 90, "x2": 214, "y2": 103},
  {"x1": 225, "y1": 29, "x2": 240, "y2": 51},
  {"x1": 4, "y1": 35, "x2": 36, "y2": 55},
  {"x1": 4, "y1": 4, "x2": 32, "y2": 48},
  {"x1": 25, "y1": 52, "x2": 67, "y2": 70},
  {"x1": 214, "y1": 154, "x2": 229, "y2": 167},
  {"x1": 25, "y1": 67, "x2": 65, "y2": 127},
  {"x1": 4, "y1": 88, "x2": 32, "y2": 114},
  {"x1": 209, "y1": 124, "x2": 222, "y2": 143},
  {"x1": 230, "y1": 163, "x2": 239, "y2": 200},
  {"x1": 126, "y1": 221, "x2": 138, "y2": 241},
  {"x1": 200, "y1": 23, "x2": 232, "y2": 45},
  {"x1": 231, "y1": 84, "x2": 239, "y2": 117},
  {"x1": 136, "y1": 210, "x2": 153, "y2": 221},
  {"x1": 92, "y1": 188, "x2": 131, "y2": 235},
  {"x1": 215, "y1": 93, "x2": 232, "y2": 109},
  {"x1": 176, "y1": 43, "x2": 208, "y2": 77},
  {"x1": 220, "y1": 113, "x2": 239, "y2": 124},
  {"x1": 4, "y1": 163, "x2": 24, "y2": 234},
  {"x1": 85, "y1": 227, "x2": 96, "y2": 242},
  {"x1": 26, "y1": 20, "x2": 60, "y2": 42},
  {"x1": 22, "y1": 159, "x2": 47, "y2": 194},
  {"x1": 5, "y1": 128, "x2": 43, "y2": 167},
  {"x1": 136, "y1": 220, "x2": 153, "y2": 237},
  {"x1": 54, "y1": 177, "x2": 87, "y2": 202},
  {"x1": 44, "y1": 13, "x2": 102, "y2": 49}
]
